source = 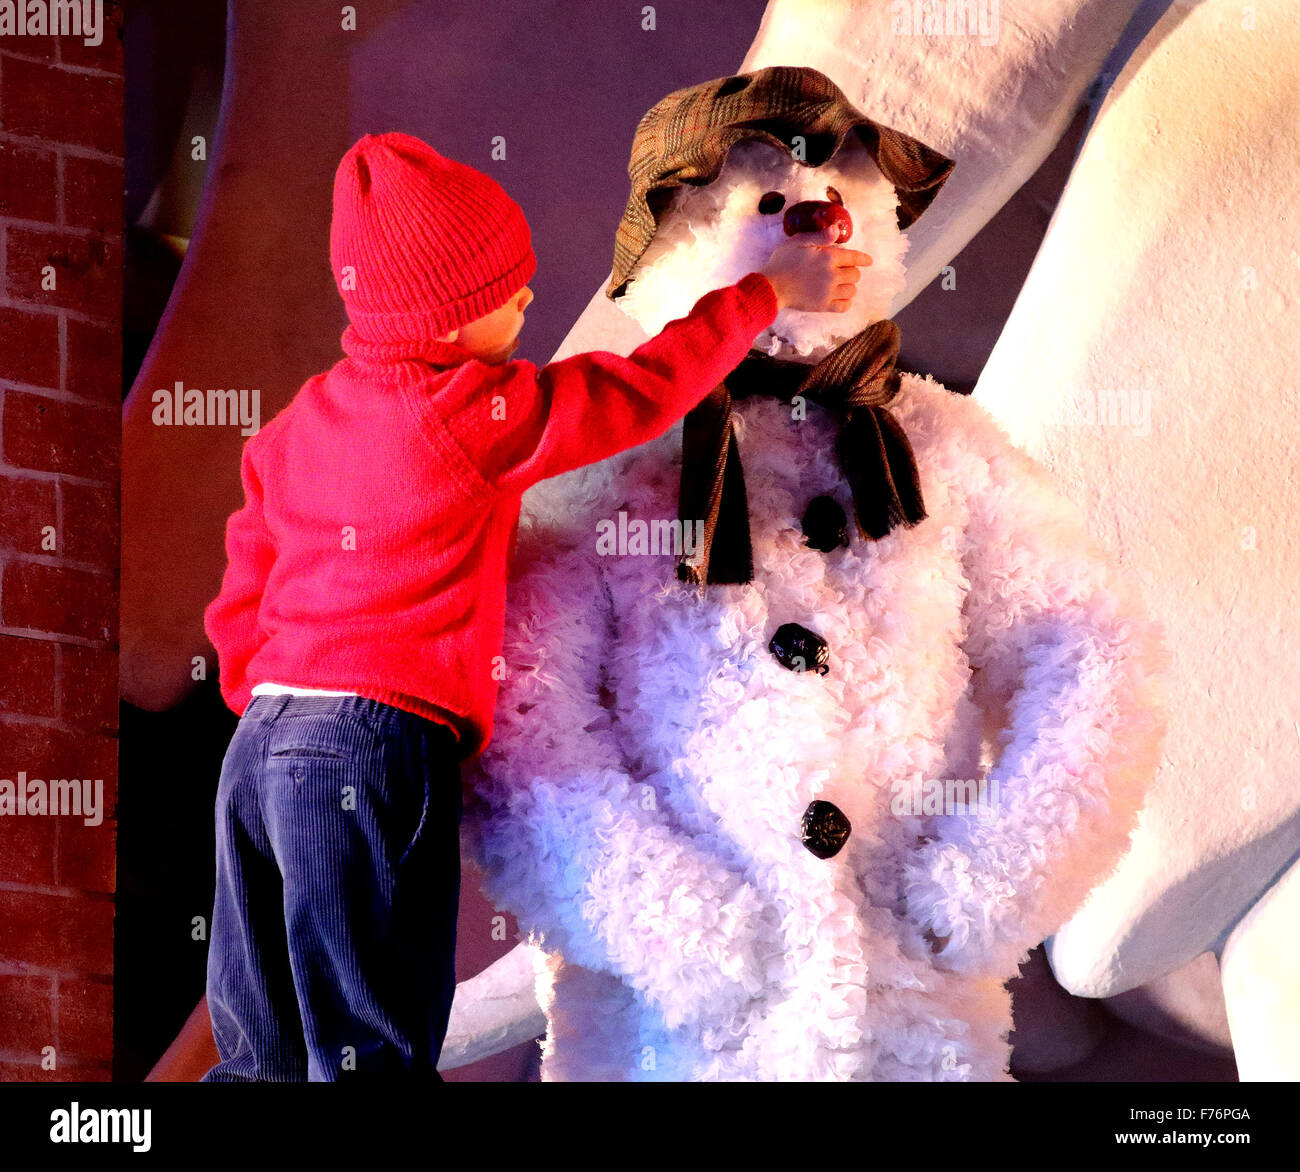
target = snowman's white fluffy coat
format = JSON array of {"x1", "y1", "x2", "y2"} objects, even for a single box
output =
[{"x1": 462, "y1": 147, "x2": 1169, "y2": 1082}]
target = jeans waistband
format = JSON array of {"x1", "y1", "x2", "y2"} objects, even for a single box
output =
[{"x1": 244, "y1": 692, "x2": 453, "y2": 741}]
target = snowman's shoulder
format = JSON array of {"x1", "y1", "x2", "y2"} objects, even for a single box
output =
[
  {"x1": 893, "y1": 373, "x2": 1025, "y2": 471},
  {"x1": 894, "y1": 374, "x2": 1074, "y2": 529}
]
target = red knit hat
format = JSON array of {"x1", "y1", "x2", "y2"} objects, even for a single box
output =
[{"x1": 329, "y1": 132, "x2": 536, "y2": 347}]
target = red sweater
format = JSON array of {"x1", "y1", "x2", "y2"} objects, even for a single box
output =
[{"x1": 204, "y1": 271, "x2": 779, "y2": 757}]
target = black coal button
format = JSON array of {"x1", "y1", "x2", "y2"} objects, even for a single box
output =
[
  {"x1": 769, "y1": 622, "x2": 830, "y2": 675},
  {"x1": 802, "y1": 800, "x2": 852, "y2": 859},
  {"x1": 802, "y1": 495, "x2": 848, "y2": 552}
]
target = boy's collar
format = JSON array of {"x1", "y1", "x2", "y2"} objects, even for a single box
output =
[{"x1": 341, "y1": 324, "x2": 480, "y2": 372}]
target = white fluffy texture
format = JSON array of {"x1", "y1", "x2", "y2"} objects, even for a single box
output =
[
  {"x1": 737, "y1": 0, "x2": 1145, "y2": 313},
  {"x1": 464, "y1": 368, "x2": 1168, "y2": 1079},
  {"x1": 973, "y1": 0, "x2": 1300, "y2": 1000},
  {"x1": 616, "y1": 138, "x2": 908, "y2": 362}
]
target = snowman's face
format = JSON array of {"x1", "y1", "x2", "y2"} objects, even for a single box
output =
[{"x1": 616, "y1": 135, "x2": 908, "y2": 363}]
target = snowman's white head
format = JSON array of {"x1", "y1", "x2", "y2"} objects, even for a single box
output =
[{"x1": 614, "y1": 134, "x2": 909, "y2": 364}]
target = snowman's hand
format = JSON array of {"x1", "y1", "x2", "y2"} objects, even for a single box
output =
[
  {"x1": 472, "y1": 769, "x2": 771, "y2": 1028},
  {"x1": 600, "y1": 848, "x2": 774, "y2": 1031},
  {"x1": 900, "y1": 398, "x2": 1170, "y2": 977},
  {"x1": 901, "y1": 837, "x2": 1017, "y2": 975}
]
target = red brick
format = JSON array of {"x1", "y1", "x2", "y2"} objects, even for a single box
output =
[
  {"x1": 2, "y1": 391, "x2": 116, "y2": 478},
  {"x1": 64, "y1": 316, "x2": 119, "y2": 401},
  {"x1": 0, "y1": 36, "x2": 59, "y2": 63},
  {"x1": 0, "y1": 473, "x2": 57, "y2": 553},
  {"x1": 1, "y1": 721, "x2": 116, "y2": 781},
  {"x1": 0, "y1": 140, "x2": 57, "y2": 220},
  {"x1": 3, "y1": 226, "x2": 120, "y2": 318},
  {"x1": 56, "y1": 3, "x2": 125, "y2": 74},
  {"x1": 0, "y1": 57, "x2": 123, "y2": 154},
  {"x1": 59, "y1": 642, "x2": 116, "y2": 733},
  {"x1": 0, "y1": 810, "x2": 58, "y2": 886},
  {"x1": 0, "y1": 974, "x2": 56, "y2": 1057},
  {"x1": 59, "y1": 479, "x2": 116, "y2": 566},
  {"x1": 0, "y1": 560, "x2": 116, "y2": 641},
  {"x1": 58, "y1": 802, "x2": 116, "y2": 893},
  {"x1": 0, "y1": 306, "x2": 60, "y2": 389},
  {"x1": 0, "y1": 727, "x2": 117, "y2": 888},
  {"x1": 0, "y1": 632, "x2": 58, "y2": 716},
  {"x1": 54, "y1": 976, "x2": 112, "y2": 1061},
  {"x1": 0, "y1": 890, "x2": 112, "y2": 974},
  {"x1": 62, "y1": 153, "x2": 121, "y2": 233},
  {"x1": 0, "y1": 1057, "x2": 110, "y2": 1081}
]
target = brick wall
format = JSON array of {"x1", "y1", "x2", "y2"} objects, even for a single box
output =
[{"x1": 0, "y1": 5, "x2": 123, "y2": 1081}]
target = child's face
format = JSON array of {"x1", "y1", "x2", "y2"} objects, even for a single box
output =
[{"x1": 442, "y1": 284, "x2": 534, "y2": 363}]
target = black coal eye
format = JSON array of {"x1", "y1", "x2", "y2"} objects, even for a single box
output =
[
  {"x1": 825, "y1": 186, "x2": 843, "y2": 205},
  {"x1": 758, "y1": 191, "x2": 786, "y2": 215}
]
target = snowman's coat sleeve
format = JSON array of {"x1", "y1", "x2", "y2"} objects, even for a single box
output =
[
  {"x1": 902, "y1": 397, "x2": 1170, "y2": 978},
  {"x1": 464, "y1": 527, "x2": 771, "y2": 1031}
]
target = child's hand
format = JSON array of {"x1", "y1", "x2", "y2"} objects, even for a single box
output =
[{"x1": 760, "y1": 226, "x2": 873, "y2": 313}]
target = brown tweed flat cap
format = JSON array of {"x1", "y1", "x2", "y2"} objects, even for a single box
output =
[{"x1": 609, "y1": 65, "x2": 954, "y2": 299}]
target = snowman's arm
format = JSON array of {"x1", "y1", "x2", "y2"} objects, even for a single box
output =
[
  {"x1": 903, "y1": 410, "x2": 1169, "y2": 976},
  {"x1": 464, "y1": 541, "x2": 768, "y2": 1029}
]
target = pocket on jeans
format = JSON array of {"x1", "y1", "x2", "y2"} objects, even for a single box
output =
[
  {"x1": 266, "y1": 712, "x2": 374, "y2": 761},
  {"x1": 395, "y1": 764, "x2": 430, "y2": 868}
]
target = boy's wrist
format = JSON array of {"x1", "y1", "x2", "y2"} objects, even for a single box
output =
[{"x1": 737, "y1": 271, "x2": 781, "y2": 323}]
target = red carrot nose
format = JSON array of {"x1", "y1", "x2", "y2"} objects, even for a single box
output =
[{"x1": 783, "y1": 200, "x2": 853, "y2": 242}]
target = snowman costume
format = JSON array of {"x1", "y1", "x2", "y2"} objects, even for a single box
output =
[{"x1": 463, "y1": 68, "x2": 1168, "y2": 1081}]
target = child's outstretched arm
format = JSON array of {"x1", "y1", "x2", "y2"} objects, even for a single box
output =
[
  {"x1": 203, "y1": 442, "x2": 276, "y2": 715},
  {"x1": 903, "y1": 404, "x2": 1170, "y2": 977},
  {"x1": 431, "y1": 272, "x2": 778, "y2": 495},
  {"x1": 430, "y1": 229, "x2": 867, "y2": 494}
]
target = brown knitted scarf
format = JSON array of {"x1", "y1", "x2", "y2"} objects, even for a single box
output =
[{"x1": 677, "y1": 321, "x2": 926, "y2": 585}]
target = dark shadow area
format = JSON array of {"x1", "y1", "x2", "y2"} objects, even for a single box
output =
[
  {"x1": 122, "y1": 0, "x2": 225, "y2": 392},
  {"x1": 113, "y1": 679, "x2": 234, "y2": 1081}
]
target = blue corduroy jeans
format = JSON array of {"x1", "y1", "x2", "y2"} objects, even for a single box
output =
[{"x1": 202, "y1": 693, "x2": 462, "y2": 1082}]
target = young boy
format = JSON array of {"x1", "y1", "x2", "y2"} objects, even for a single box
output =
[{"x1": 201, "y1": 131, "x2": 869, "y2": 1081}]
